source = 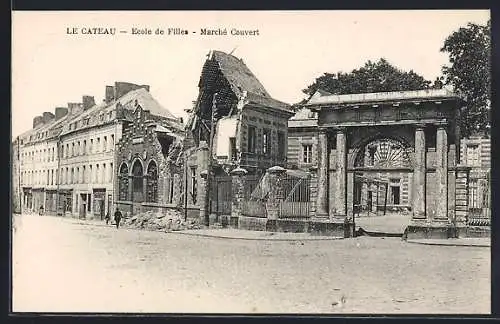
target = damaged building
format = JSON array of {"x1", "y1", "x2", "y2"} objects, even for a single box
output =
[
  {"x1": 114, "y1": 100, "x2": 184, "y2": 216},
  {"x1": 182, "y1": 50, "x2": 295, "y2": 223}
]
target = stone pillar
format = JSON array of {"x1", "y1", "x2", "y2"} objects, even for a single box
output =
[
  {"x1": 197, "y1": 141, "x2": 209, "y2": 225},
  {"x1": 436, "y1": 125, "x2": 448, "y2": 221},
  {"x1": 315, "y1": 129, "x2": 329, "y2": 218},
  {"x1": 265, "y1": 166, "x2": 287, "y2": 221},
  {"x1": 412, "y1": 124, "x2": 426, "y2": 220},
  {"x1": 230, "y1": 167, "x2": 247, "y2": 228},
  {"x1": 454, "y1": 166, "x2": 470, "y2": 229},
  {"x1": 334, "y1": 128, "x2": 347, "y2": 220}
]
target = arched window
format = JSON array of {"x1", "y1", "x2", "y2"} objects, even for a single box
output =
[
  {"x1": 118, "y1": 163, "x2": 129, "y2": 201},
  {"x1": 146, "y1": 161, "x2": 158, "y2": 203},
  {"x1": 132, "y1": 160, "x2": 144, "y2": 202}
]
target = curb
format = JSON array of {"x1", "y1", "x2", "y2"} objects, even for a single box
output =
[
  {"x1": 406, "y1": 240, "x2": 490, "y2": 248},
  {"x1": 169, "y1": 231, "x2": 344, "y2": 241}
]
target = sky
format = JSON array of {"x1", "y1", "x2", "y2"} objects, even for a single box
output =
[{"x1": 11, "y1": 10, "x2": 490, "y2": 137}]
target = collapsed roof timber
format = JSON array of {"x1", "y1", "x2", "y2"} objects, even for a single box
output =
[{"x1": 186, "y1": 50, "x2": 291, "y2": 149}]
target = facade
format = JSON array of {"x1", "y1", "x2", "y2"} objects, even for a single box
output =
[
  {"x1": 17, "y1": 108, "x2": 70, "y2": 215},
  {"x1": 114, "y1": 101, "x2": 184, "y2": 217},
  {"x1": 185, "y1": 50, "x2": 294, "y2": 175},
  {"x1": 460, "y1": 134, "x2": 491, "y2": 223},
  {"x1": 183, "y1": 50, "x2": 294, "y2": 223},
  {"x1": 302, "y1": 89, "x2": 468, "y2": 238},
  {"x1": 13, "y1": 82, "x2": 181, "y2": 219}
]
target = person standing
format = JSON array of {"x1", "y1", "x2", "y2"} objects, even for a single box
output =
[
  {"x1": 105, "y1": 211, "x2": 111, "y2": 225},
  {"x1": 114, "y1": 208, "x2": 123, "y2": 229}
]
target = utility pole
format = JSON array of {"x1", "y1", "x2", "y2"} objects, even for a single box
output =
[{"x1": 204, "y1": 93, "x2": 218, "y2": 226}]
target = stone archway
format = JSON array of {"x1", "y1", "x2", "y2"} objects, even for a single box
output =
[
  {"x1": 307, "y1": 89, "x2": 463, "y2": 239},
  {"x1": 350, "y1": 137, "x2": 414, "y2": 233}
]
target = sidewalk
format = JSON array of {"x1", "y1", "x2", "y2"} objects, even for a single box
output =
[
  {"x1": 406, "y1": 238, "x2": 490, "y2": 247},
  {"x1": 172, "y1": 228, "x2": 343, "y2": 241},
  {"x1": 35, "y1": 214, "x2": 491, "y2": 246}
]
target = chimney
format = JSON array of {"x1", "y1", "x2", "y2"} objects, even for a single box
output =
[
  {"x1": 82, "y1": 95, "x2": 96, "y2": 110},
  {"x1": 105, "y1": 85, "x2": 115, "y2": 103},
  {"x1": 42, "y1": 112, "x2": 55, "y2": 123},
  {"x1": 55, "y1": 107, "x2": 68, "y2": 120},
  {"x1": 32, "y1": 116, "x2": 44, "y2": 128},
  {"x1": 114, "y1": 82, "x2": 150, "y2": 99}
]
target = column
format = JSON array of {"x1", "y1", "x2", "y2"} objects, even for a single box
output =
[
  {"x1": 315, "y1": 129, "x2": 329, "y2": 218},
  {"x1": 334, "y1": 128, "x2": 347, "y2": 219},
  {"x1": 412, "y1": 124, "x2": 426, "y2": 220},
  {"x1": 197, "y1": 141, "x2": 209, "y2": 225},
  {"x1": 265, "y1": 166, "x2": 287, "y2": 220},
  {"x1": 436, "y1": 124, "x2": 448, "y2": 220},
  {"x1": 230, "y1": 167, "x2": 247, "y2": 227}
]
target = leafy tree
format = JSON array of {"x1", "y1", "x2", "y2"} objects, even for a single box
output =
[
  {"x1": 302, "y1": 58, "x2": 432, "y2": 101},
  {"x1": 440, "y1": 20, "x2": 491, "y2": 138}
]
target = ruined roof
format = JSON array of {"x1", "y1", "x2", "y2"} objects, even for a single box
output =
[
  {"x1": 306, "y1": 88, "x2": 460, "y2": 106},
  {"x1": 211, "y1": 50, "x2": 270, "y2": 98},
  {"x1": 245, "y1": 91, "x2": 292, "y2": 112},
  {"x1": 209, "y1": 51, "x2": 292, "y2": 112}
]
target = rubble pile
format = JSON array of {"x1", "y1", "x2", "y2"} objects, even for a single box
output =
[{"x1": 124, "y1": 209, "x2": 202, "y2": 232}]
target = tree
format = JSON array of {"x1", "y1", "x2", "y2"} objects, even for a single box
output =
[
  {"x1": 302, "y1": 58, "x2": 432, "y2": 101},
  {"x1": 441, "y1": 20, "x2": 491, "y2": 138}
]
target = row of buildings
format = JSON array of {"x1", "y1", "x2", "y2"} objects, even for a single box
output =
[{"x1": 11, "y1": 50, "x2": 490, "y2": 229}]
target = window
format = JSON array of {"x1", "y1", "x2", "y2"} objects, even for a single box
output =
[
  {"x1": 132, "y1": 161, "x2": 143, "y2": 202},
  {"x1": 46, "y1": 170, "x2": 49, "y2": 185},
  {"x1": 146, "y1": 161, "x2": 158, "y2": 203},
  {"x1": 76, "y1": 167, "x2": 80, "y2": 183},
  {"x1": 104, "y1": 136, "x2": 108, "y2": 152},
  {"x1": 103, "y1": 164, "x2": 107, "y2": 183},
  {"x1": 302, "y1": 144, "x2": 313, "y2": 164},
  {"x1": 97, "y1": 137, "x2": 101, "y2": 152},
  {"x1": 90, "y1": 139, "x2": 94, "y2": 153},
  {"x1": 168, "y1": 176, "x2": 175, "y2": 204},
  {"x1": 71, "y1": 168, "x2": 74, "y2": 184},
  {"x1": 96, "y1": 164, "x2": 100, "y2": 183},
  {"x1": 278, "y1": 131, "x2": 286, "y2": 159},
  {"x1": 78, "y1": 141, "x2": 81, "y2": 155},
  {"x1": 190, "y1": 167, "x2": 197, "y2": 203},
  {"x1": 262, "y1": 129, "x2": 271, "y2": 156},
  {"x1": 247, "y1": 126, "x2": 256, "y2": 153},
  {"x1": 368, "y1": 146, "x2": 377, "y2": 166},
  {"x1": 466, "y1": 144, "x2": 480, "y2": 167},
  {"x1": 229, "y1": 137, "x2": 237, "y2": 161},
  {"x1": 118, "y1": 163, "x2": 129, "y2": 201},
  {"x1": 89, "y1": 165, "x2": 93, "y2": 183},
  {"x1": 83, "y1": 140, "x2": 86, "y2": 154},
  {"x1": 72, "y1": 142, "x2": 75, "y2": 156},
  {"x1": 111, "y1": 134, "x2": 115, "y2": 150},
  {"x1": 109, "y1": 163, "x2": 113, "y2": 182}
]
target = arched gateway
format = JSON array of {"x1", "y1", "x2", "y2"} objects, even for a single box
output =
[{"x1": 305, "y1": 89, "x2": 467, "y2": 239}]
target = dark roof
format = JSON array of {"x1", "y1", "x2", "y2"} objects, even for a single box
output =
[
  {"x1": 211, "y1": 51, "x2": 270, "y2": 98},
  {"x1": 209, "y1": 51, "x2": 292, "y2": 112}
]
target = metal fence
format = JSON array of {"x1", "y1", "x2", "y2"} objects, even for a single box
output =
[
  {"x1": 467, "y1": 175, "x2": 490, "y2": 226},
  {"x1": 279, "y1": 175, "x2": 311, "y2": 219},
  {"x1": 241, "y1": 174, "x2": 267, "y2": 218}
]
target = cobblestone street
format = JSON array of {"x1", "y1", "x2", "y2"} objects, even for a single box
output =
[{"x1": 12, "y1": 214, "x2": 490, "y2": 314}]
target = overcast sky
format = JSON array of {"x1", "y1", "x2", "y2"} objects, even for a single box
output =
[{"x1": 12, "y1": 10, "x2": 490, "y2": 137}]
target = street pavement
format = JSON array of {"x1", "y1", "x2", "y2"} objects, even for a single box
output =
[{"x1": 11, "y1": 214, "x2": 490, "y2": 314}]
